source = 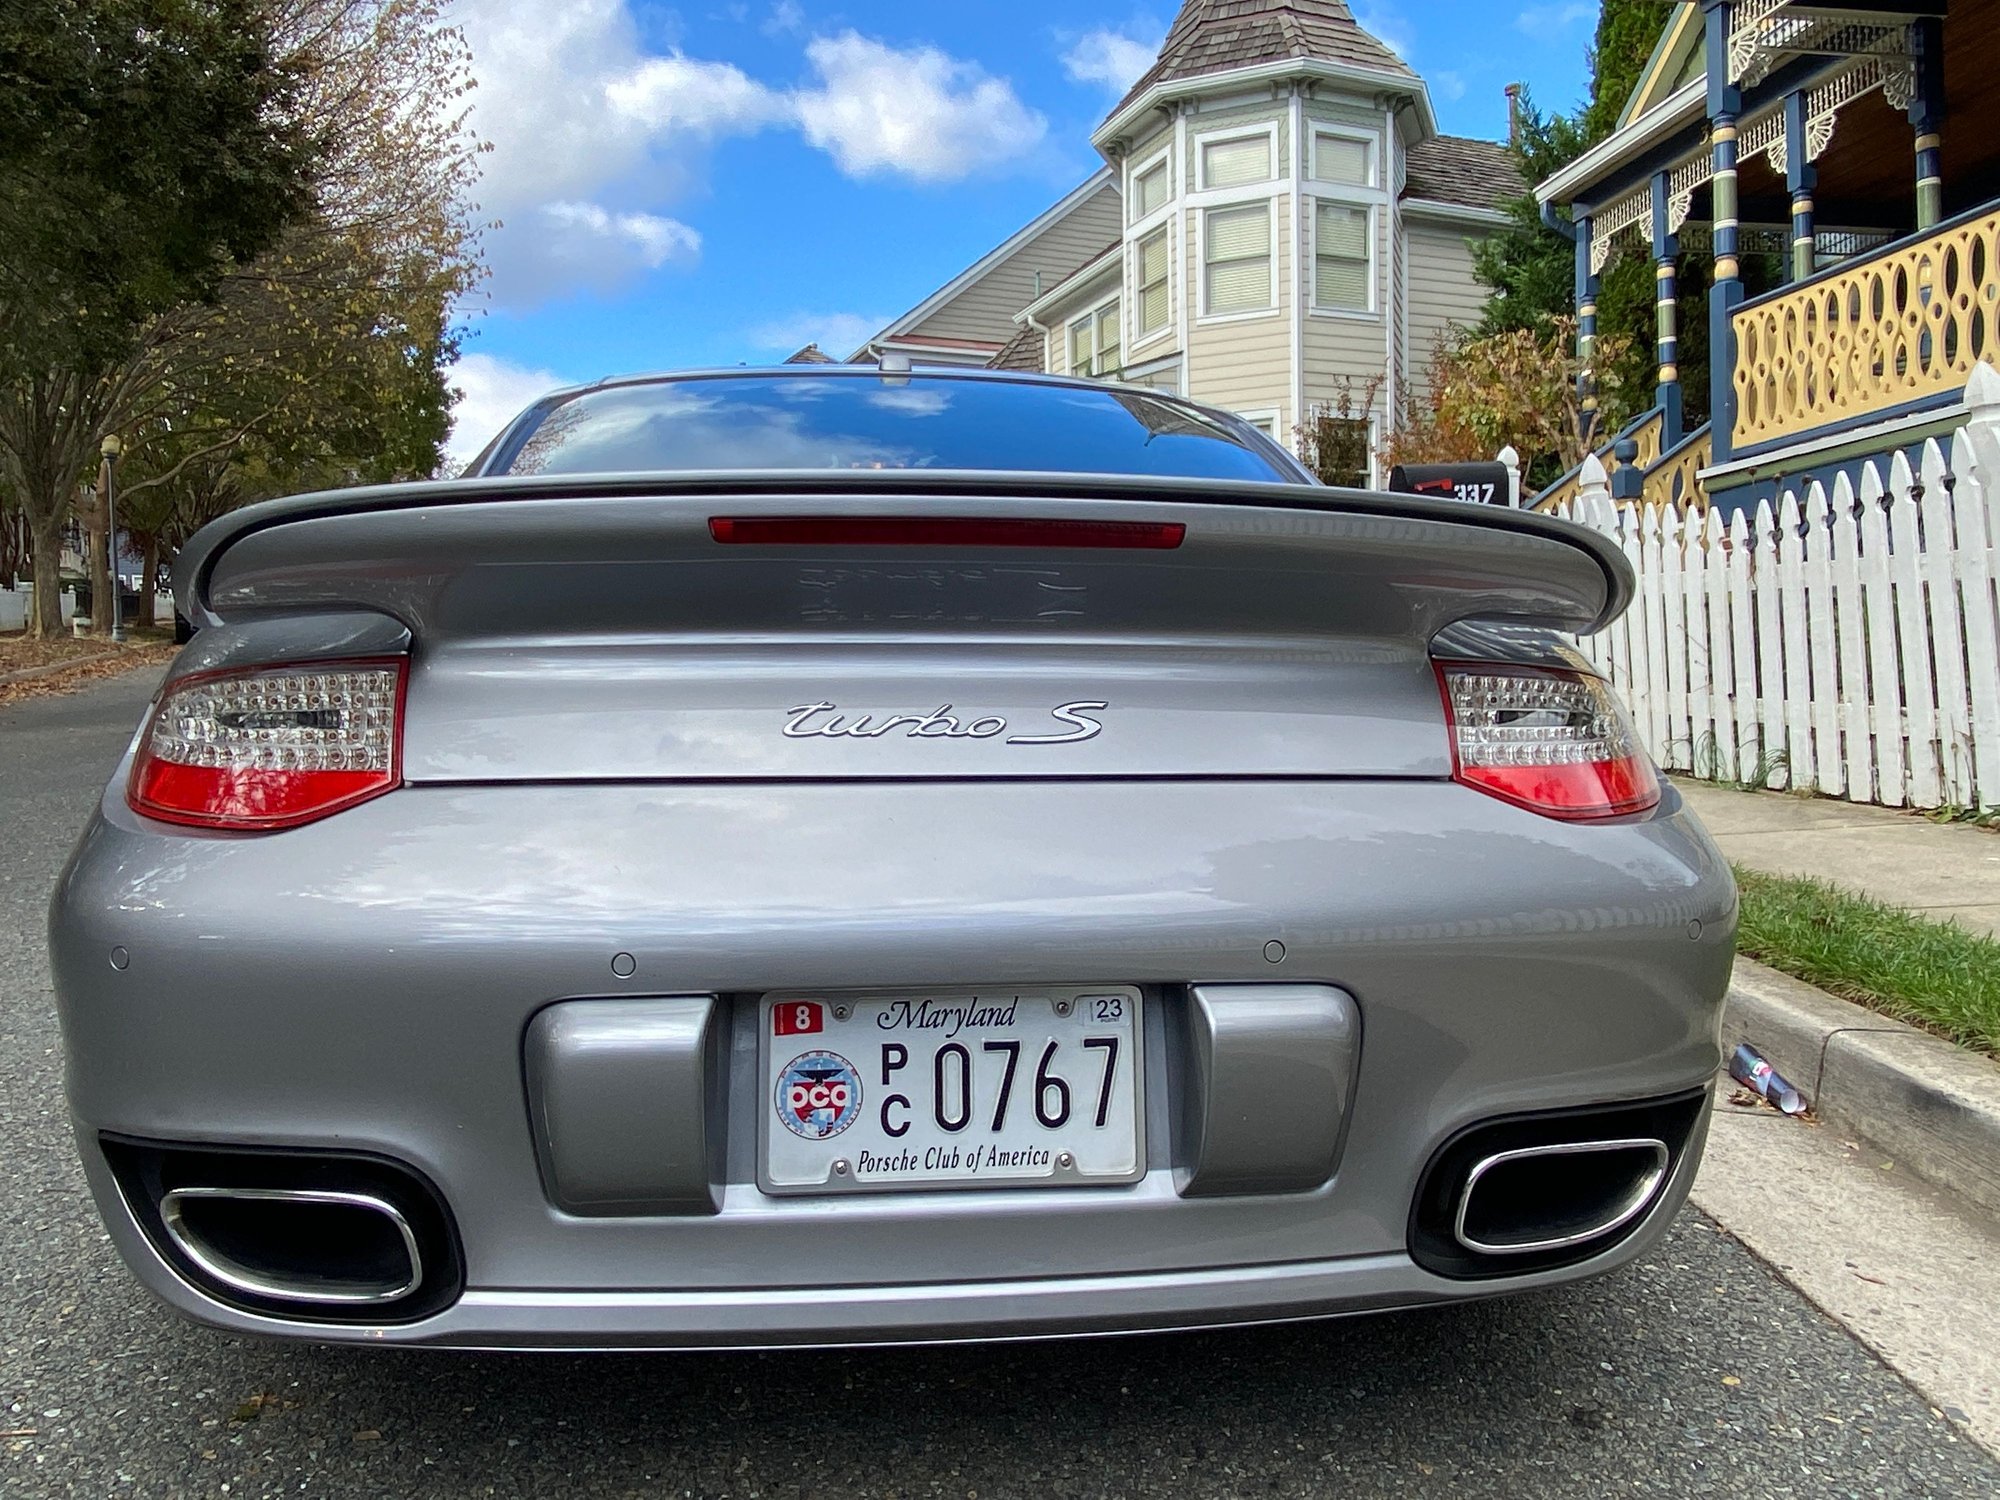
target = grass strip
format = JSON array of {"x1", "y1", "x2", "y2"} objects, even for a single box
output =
[{"x1": 1733, "y1": 866, "x2": 2000, "y2": 1058}]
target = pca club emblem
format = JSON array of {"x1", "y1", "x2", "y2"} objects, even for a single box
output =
[{"x1": 776, "y1": 1050, "x2": 862, "y2": 1140}]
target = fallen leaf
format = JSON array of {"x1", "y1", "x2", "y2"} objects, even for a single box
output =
[
  {"x1": 230, "y1": 1395, "x2": 271, "y2": 1424},
  {"x1": 354, "y1": 1429, "x2": 382, "y2": 1442},
  {"x1": 1721, "y1": 1375, "x2": 1742, "y2": 1387}
]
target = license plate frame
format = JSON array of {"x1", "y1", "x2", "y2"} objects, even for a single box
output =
[{"x1": 756, "y1": 986, "x2": 1146, "y2": 1196}]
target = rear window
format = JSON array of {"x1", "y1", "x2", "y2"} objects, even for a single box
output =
[{"x1": 486, "y1": 374, "x2": 1294, "y2": 482}]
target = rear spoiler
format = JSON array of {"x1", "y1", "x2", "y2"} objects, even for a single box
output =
[{"x1": 176, "y1": 470, "x2": 1631, "y2": 636}]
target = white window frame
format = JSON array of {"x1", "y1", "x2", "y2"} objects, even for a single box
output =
[
  {"x1": 1128, "y1": 145, "x2": 1173, "y2": 225},
  {"x1": 1233, "y1": 406, "x2": 1283, "y2": 444},
  {"x1": 1304, "y1": 123, "x2": 1388, "y2": 321},
  {"x1": 1308, "y1": 200, "x2": 1379, "y2": 317},
  {"x1": 1063, "y1": 293, "x2": 1123, "y2": 379},
  {"x1": 1302, "y1": 404, "x2": 1381, "y2": 486},
  {"x1": 1310, "y1": 126, "x2": 1377, "y2": 189},
  {"x1": 1129, "y1": 221, "x2": 1175, "y2": 351},
  {"x1": 1196, "y1": 197, "x2": 1280, "y2": 325},
  {"x1": 1194, "y1": 122, "x2": 1279, "y2": 192}
]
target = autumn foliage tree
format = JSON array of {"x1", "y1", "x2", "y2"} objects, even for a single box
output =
[
  {"x1": 1383, "y1": 321, "x2": 1641, "y2": 491},
  {"x1": 0, "y1": 0, "x2": 309, "y2": 634},
  {"x1": 0, "y1": 0, "x2": 483, "y2": 637}
]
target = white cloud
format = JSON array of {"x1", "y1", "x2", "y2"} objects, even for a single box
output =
[
  {"x1": 542, "y1": 202, "x2": 702, "y2": 268},
  {"x1": 746, "y1": 310, "x2": 893, "y2": 357},
  {"x1": 794, "y1": 31, "x2": 1048, "y2": 182},
  {"x1": 445, "y1": 352, "x2": 572, "y2": 473},
  {"x1": 1060, "y1": 25, "x2": 1164, "y2": 94},
  {"x1": 1431, "y1": 68, "x2": 1468, "y2": 102},
  {"x1": 1353, "y1": 3, "x2": 1415, "y2": 59},
  {"x1": 762, "y1": 0, "x2": 805, "y2": 36},
  {"x1": 604, "y1": 53, "x2": 790, "y2": 135},
  {"x1": 1515, "y1": 3, "x2": 1594, "y2": 41},
  {"x1": 452, "y1": 3, "x2": 1049, "y2": 308}
]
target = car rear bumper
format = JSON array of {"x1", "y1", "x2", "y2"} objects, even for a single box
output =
[
  {"x1": 75, "y1": 1110, "x2": 1709, "y2": 1349},
  {"x1": 52, "y1": 776, "x2": 1735, "y2": 1348}
]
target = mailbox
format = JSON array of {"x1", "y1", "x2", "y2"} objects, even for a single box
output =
[{"x1": 1387, "y1": 462, "x2": 1512, "y2": 505}]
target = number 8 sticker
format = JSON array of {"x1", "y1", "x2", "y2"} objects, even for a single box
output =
[{"x1": 774, "y1": 1001, "x2": 824, "y2": 1037}]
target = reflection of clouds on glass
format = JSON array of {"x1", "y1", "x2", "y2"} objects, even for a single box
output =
[
  {"x1": 496, "y1": 374, "x2": 1286, "y2": 481},
  {"x1": 865, "y1": 388, "x2": 951, "y2": 417}
]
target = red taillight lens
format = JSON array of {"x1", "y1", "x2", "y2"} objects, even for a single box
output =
[
  {"x1": 708, "y1": 516, "x2": 1186, "y2": 549},
  {"x1": 127, "y1": 660, "x2": 405, "y2": 831},
  {"x1": 1437, "y1": 662, "x2": 1660, "y2": 820}
]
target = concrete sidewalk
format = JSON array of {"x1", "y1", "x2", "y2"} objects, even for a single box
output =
[{"x1": 1676, "y1": 778, "x2": 2000, "y2": 936}]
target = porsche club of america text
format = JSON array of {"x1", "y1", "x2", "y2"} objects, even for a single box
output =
[{"x1": 852, "y1": 1142, "x2": 1055, "y2": 1178}]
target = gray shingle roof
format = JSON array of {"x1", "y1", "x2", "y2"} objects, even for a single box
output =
[
  {"x1": 784, "y1": 343, "x2": 836, "y2": 364},
  {"x1": 1402, "y1": 135, "x2": 1522, "y2": 212},
  {"x1": 1110, "y1": 1, "x2": 1412, "y2": 121},
  {"x1": 987, "y1": 325, "x2": 1046, "y2": 372}
]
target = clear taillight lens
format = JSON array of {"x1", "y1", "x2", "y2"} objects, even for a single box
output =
[
  {"x1": 128, "y1": 660, "x2": 405, "y2": 830},
  {"x1": 1438, "y1": 662, "x2": 1660, "y2": 820}
]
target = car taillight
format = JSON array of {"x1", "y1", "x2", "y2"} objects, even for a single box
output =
[
  {"x1": 128, "y1": 660, "x2": 405, "y2": 831},
  {"x1": 1437, "y1": 662, "x2": 1660, "y2": 820}
]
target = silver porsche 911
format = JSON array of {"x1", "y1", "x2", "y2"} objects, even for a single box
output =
[{"x1": 50, "y1": 366, "x2": 1734, "y2": 1349}]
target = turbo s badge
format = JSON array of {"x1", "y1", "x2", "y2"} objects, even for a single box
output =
[{"x1": 776, "y1": 1050, "x2": 862, "y2": 1140}]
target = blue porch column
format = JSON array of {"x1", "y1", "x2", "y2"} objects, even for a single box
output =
[
  {"x1": 1650, "y1": 171, "x2": 1683, "y2": 446},
  {"x1": 1703, "y1": 0, "x2": 1742, "y2": 463},
  {"x1": 1575, "y1": 213, "x2": 1601, "y2": 448},
  {"x1": 1783, "y1": 90, "x2": 1816, "y2": 282},
  {"x1": 1910, "y1": 16, "x2": 1946, "y2": 229}
]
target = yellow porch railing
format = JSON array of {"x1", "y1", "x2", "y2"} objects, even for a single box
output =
[
  {"x1": 1642, "y1": 425, "x2": 1711, "y2": 510},
  {"x1": 1732, "y1": 206, "x2": 2000, "y2": 449},
  {"x1": 1534, "y1": 408, "x2": 1664, "y2": 511}
]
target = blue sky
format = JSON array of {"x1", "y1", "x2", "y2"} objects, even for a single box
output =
[{"x1": 445, "y1": 0, "x2": 1602, "y2": 462}]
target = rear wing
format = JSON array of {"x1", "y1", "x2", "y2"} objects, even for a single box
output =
[{"x1": 176, "y1": 470, "x2": 1631, "y2": 638}]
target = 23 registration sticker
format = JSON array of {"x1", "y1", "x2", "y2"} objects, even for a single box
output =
[{"x1": 776, "y1": 1050, "x2": 862, "y2": 1140}]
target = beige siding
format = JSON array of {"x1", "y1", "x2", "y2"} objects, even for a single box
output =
[
  {"x1": 1302, "y1": 97, "x2": 1382, "y2": 135},
  {"x1": 1186, "y1": 192, "x2": 1294, "y2": 431},
  {"x1": 1404, "y1": 219, "x2": 1490, "y2": 395},
  {"x1": 1038, "y1": 261, "x2": 1119, "y2": 328},
  {"x1": 1185, "y1": 101, "x2": 1290, "y2": 184},
  {"x1": 1301, "y1": 188, "x2": 1390, "y2": 401},
  {"x1": 907, "y1": 185, "x2": 1122, "y2": 345}
]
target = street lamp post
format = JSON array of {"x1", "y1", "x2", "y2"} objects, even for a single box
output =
[{"x1": 100, "y1": 433, "x2": 124, "y2": 643}]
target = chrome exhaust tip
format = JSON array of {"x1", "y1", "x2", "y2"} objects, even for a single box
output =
[
  {"x1": 99, "y1": 1135, "x2": 462, "y2": 1323},
  {"x1": 1451, "y1": 1137, "x2": 1670, "y2": 1256},
  {"x1": 1408, "y1": 1089, "x2": 1708, "y2": 1280},
  {"x1": 159, "y1": 1186, "x2": 424, "y2": 1305}
]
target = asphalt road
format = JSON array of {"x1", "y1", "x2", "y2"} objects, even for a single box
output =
[{"x1": 4, "y1": 668, "x2": 1996, "y2": 1500}]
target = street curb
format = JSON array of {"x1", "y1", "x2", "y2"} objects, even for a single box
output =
[
  {"x1": 0, "y1": 651, "x2": 121, "y2": 685},
  {"x1": 1724, "y1": 957, "x2": 2000, "y2": 1219}
]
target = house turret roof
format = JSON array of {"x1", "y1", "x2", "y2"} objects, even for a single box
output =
[{"x1": 1109, "y1": 0, "x2": 1413, "y2": 122}]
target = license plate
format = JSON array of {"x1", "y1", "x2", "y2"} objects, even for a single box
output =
[{"x1": 758, "y1": 987, "x2": 1144, "y2": 1193}]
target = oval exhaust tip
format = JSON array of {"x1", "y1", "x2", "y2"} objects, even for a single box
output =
[
  {"x1": 160, "y1": 1186, "x2": 423, "y2": 1306},
  {"x1": 1453, "y1": 1137, "x2": 1670, "y2": 1256}
]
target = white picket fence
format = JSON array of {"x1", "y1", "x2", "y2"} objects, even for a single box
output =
[{"x1": 1545, "y1": 418, "x2": 2000, "y2": 811}]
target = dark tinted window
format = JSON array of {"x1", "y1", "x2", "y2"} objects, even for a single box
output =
[{"x1": 490, "y1": 375, "x2": 1293, "y2": 482}]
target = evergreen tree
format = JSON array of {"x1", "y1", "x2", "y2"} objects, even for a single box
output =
[
  {"x1": 1584, "y1": 0, "x2": 1678, "y2": 141},
  {"x1": 1589, "y1": 1, "x2": 1682, "y2": 419},
  {"x1": 1471, "y1": 3, "x2": 1680, "y2": 439}
]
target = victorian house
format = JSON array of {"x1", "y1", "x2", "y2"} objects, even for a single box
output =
[
  {"x1": 1535, "y1": 0, "x2": 1994, "y2": 514},
  {"x1": 834, "y1": 0, "x2": 1519, "y2": 480}
]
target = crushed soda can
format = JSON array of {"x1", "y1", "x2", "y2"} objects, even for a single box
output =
[{"x1": 1728, "y1": 1043, "x2": 1806, "y2": 1114}]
